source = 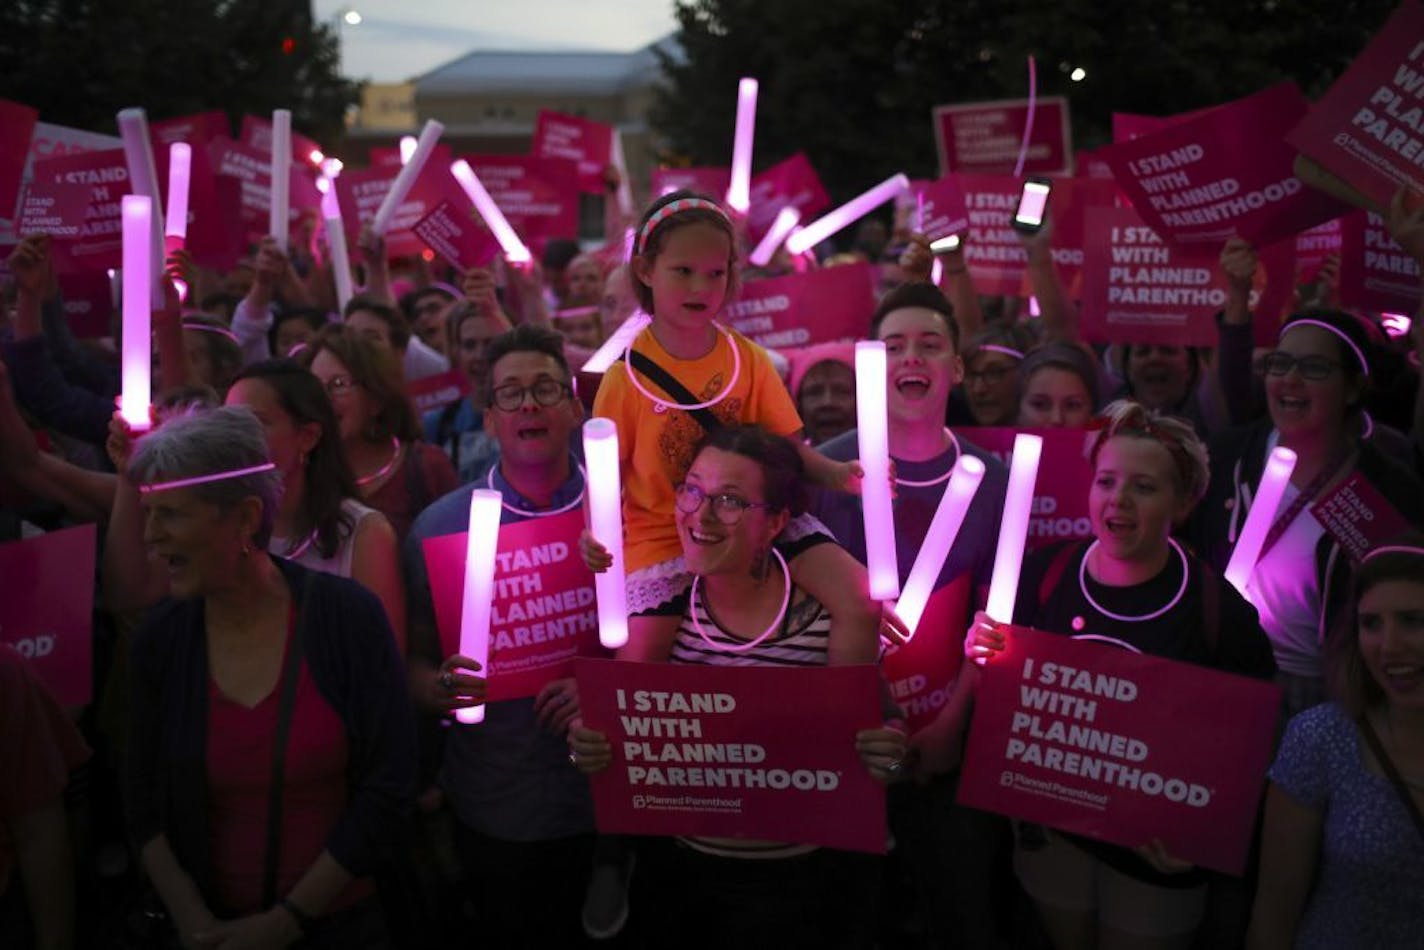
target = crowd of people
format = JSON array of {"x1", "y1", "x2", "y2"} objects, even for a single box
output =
[{"x1": 1, "y1": 135, "x2": 1423, "y2": 950}]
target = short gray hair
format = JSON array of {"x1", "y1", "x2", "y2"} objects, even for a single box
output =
[{"x1": 127, "y1": 406, "x2": 281, "y2": 547}]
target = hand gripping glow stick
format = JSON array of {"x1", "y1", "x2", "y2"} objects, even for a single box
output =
[
  {"x1": 456, "y1": 489, "x2": 503, "y2": 724},
  {"x1": 581, "y1": 312, "x2": 652, "y2": 373},
  {"x1": 322, "y1": 186, "x2": 355, "y2": 312},
  {"x1": 786, "y1": 174, "x2": 911, "y2": 256},
  {"x1": 371, "y1": 119, "x2": 444, "y2": 235},
  {"x1": 116, "y1": 108, "x2": 165, "y2": 308},
  {"x1": 726, "y1": 78, "x2": 758, "y2": 212},
  {"x1": 583, "y1": 418, "x2": 629, "y2": 649},
  {"x1": 269, "y1": 109, "x2": 291, "y2": 251},
  {"x1": 855, "y1": 341, "x2": 899, "y2": 600},
  {"x1": 748, "y1": 206, "x2": 801, "y2": 267},
  {"x1": 1224, "y1": 447, "x2": 1298, "y2": 598},
  {"x1": 450, "y1": 159, "x2": 532, "y2": 264},
  {"x1": 164, "y1": 143, "x2": 191, "y2": 250},
  {"x1": 119, "y1": 195, "x2": 153, "y2": 430},
  {"x1": 893, "y1": 455, "x2": 986, "y2": 638},
  {"x1": 985, "y1": 433, "x2": 1044, "y2": 622},
  {"x1": 399, "y1": 135, "x2": 417, "y2": 166}
]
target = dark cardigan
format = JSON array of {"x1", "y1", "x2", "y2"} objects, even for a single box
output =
[{"x1": 125, "y1": 557, "x2": 416, "y2": 911}]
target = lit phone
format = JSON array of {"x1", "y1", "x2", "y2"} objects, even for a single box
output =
[
  {"x1": 1011, "y1": 178, "x2": 1052, "y2": 234},
  {"x1": 930, "y1": 233, "x2": 962, "y2": 253}
]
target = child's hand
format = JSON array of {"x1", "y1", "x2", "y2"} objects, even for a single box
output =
[
  {"x1": 832, "y1": 457, "x2": 897, "y2": 497},
  {"x1": 964, "y1": 610, "x2": 1008, "y2": 666},
  {"x1": 855, "y1": 725, "x2": 907, "y2": 784},
  {"x1": 579, "y1": 529, "x2": 613, "y2": 573}
]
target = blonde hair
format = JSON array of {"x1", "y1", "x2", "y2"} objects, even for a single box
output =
[{"x1": 1089, "y1": 399, "x2": 1210, "y2": 506}]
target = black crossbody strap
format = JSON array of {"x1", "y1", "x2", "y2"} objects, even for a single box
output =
[
  {"x1": 1357, "y1": 715, "x2": 1424, "y2": 844},
  {"x1": 623, "y1": 350, "x2": 725, "y2": 436},
  {"x1": 261, "y1": 586, "x2": 311, "y2": 908}
]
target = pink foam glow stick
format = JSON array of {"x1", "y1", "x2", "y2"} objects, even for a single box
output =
[
  {"x1": 164, "y1": 143, "x2": 191, "y2": 248},
  {"x1": 119, "y1": 195, "x2": 153, "y2": 430},
  {"x1": 372, "y1": 120, "x2": 444, "y2": 234},
  {"x1": 583, "y1": 418, "x2": 629, "y2": 649},
  {"x1": 116, "y1": 108, "x2": 165, "y2": 308},
  {"x1": 985, "y1": 433, "x2": 1044, "y2": 622},
  {"x1": 786, "y1": 174, "x2": 911, "y2": 255},
  {"x1": 399, "y1": 135, "x2": 417, "y2": 166},
  {"x1": 611, "y1": 131, "x2": 634, "y2": 217},
  {"x1": 1224, "y1": 447, "x2": 1298, "y2": 598},
  {"x1": 748, "y1": 206, "x2": 801, "y2": 266},
  {"x1": 321, "y1": 185, "x2": 354, "y2": 311},
  {"x1": 855, "y1": 341, "x2": 899, "y2": 600},
  {"x1": 456, "y1": 489, "x2": 503, "y2": 724},
  {"x1": 893, "y1": 455, "x2": 986, "y2": 638},
  {"x1": 451, "y1": 159, "x2": 532, "y2": 264},
  {"x1": 269, "y1": 109, "x2": 291, "y2": 251},
  {"x1": 726, "y1": 78, "x2": 758, "y2": 213},
  {"x1": 581, "y1": 313, "x2": 652, "y2": 374}
]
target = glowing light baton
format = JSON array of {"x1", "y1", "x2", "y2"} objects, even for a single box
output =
[
  {"x1": 399, "y1": 135, "x2": 417, "y2": 166},
  {"x1": 581, "y1": 312, "x2": 652, "y2": 373},
  {"x1": 748, "y1": 205, "x2": 800, "y2": 266},
  {"x1": 116, "y1": 108, "x2": 165, "y2": 308},
  {"x1": 119, "y1": 195, "x2": 153, "y2": 430},
  {"x1": 456, "y1": 489, "x2": 503, "y2": 724},
  {"x1": 371, "y1": 119, "x2": 444, "y2": 235},
  {"x1": 1013, "y1": 55, "x2": 1039, "y2": 179},
  {"x1": 611, "y1": 131, "x2": 634, "y2": 217},
  {"x1": 786, "y1": 174, "x2": 910, "y2": 255},
  {"x1": 450, "y1": 159, "x2": 531, "y2": 264},
  {"x1": 322, "y1": 184, "x2": 354, "y2": 312},
  {"x1": 1224, "y1": 447, "x2": 1298, "y2": 597},
  {"x1": 893, "y1": 455, "x2": 986, "y2": 638},
  {"x1": 985, "y1": 433, "x2": 1044, "y2": 622},
  {"x1": 726, "y1": 78, "x2": 758, "y2": 213},
  {"x1": 269, "y1": 109, "x2": 291, "y2": 251},
  {"x1": 164, "y1": 143, "x2": 191, "y2": 251},
  {"x1": 855, "y1": 341, "x2": 899, "y2": 600},
  {"x1": 583, "y1": 418, "x2": 629, "y2": 650}
]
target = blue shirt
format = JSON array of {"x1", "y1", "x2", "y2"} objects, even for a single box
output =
[{"x1": 422, "y1": 399, "x2": 501, "y2": 485}]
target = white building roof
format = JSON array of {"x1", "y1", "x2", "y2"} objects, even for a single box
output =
[{"x1": 416, "y1": 36, "x2": 681, "y2": 96}]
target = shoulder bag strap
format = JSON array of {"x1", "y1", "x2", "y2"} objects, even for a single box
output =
[
  {"x1": 261, "y1": 585, "x2": 311, "y2": 908},
  {"x1": 623, "y1": 350, "x2": 725, "y2": 436},
  {"x1": 1356, "y1": 714, "x2": 1424, "y2": 844}
]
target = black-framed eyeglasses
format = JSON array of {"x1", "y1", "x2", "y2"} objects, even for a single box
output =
[
  {"x1": 1262, "y1": 352, "x2": 1341, "y2": 381},
  {"x1": 491, "y1": 378, "x2": 572, "y2": 412},
  {"x1": 674, "y1": 482, "x2": 774, "y2": 525}
]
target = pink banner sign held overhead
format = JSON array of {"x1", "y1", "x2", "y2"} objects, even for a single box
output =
[
  {"x1": 17, "y1": 164, "x2": 96, "y2": 238},
  {"x1": 959, "y1": 428, "x2": 1096, "y2": 552},
  {"x1": 574, "y1": 657, "x2": 888, "y2": 853},
  {"x1": 0, "y1": 98, "x2": 40, "y2": 220},
  {"x1": 1286, "y1": 2, "x2": 1424, "y2": 209},
  {"x1": 882, "y1": 576, "x2": 972, "y2": 733},
  {"x1": 957, "y1": 626, "x2": 1281, "y2": 875},
  {"x1": 150, "y1": 111, "x2": 230, "y2": 150},
  {"x1": 934, "y1": 96, "x2": 1073, "y2": 177},
  {"x1": 465, "y1": 155, "x2": 581, "y2": 256},
  {"x1": 1309, "y1": 471, "x2": 1414, "y2": 564},
  {"x1": 411, "y1": 198, "x2": 501, "y2": 270},
  {"x1": 0, "y1": 523, "x2": 97, "y2": 707},
  {"x1": 334, "y1": 161, "x2": 462, "y2": 259},
  {"x1": 406, "y1": 367, "x2": 472, "y2": 416},
  {"x1": 424, "y1": 509, "x2": 604, "y2": 702},
  {"x1": 650, "y1": 166, "x2": 731, "y2": 199},
  {"x1": 724, "y1": 261, "x2": 877, "y2": 349},
  {"x1": 532, "y1": 110, "x2": 615, "y2": 194},
  {"x1": 1294, "y1": 216, "x2": 1344, "y2": 280},
  {"x1": 907, "y1": 177, "x2": 971, "y2": 244},
  {"x1": 1338, "y1": 209, "x2": 1422, "y2": 312},
  {"x1": 746, "y1": 152, "x2": 832, "y2": 245},
  {"x1": 1101, "y1": 82, "x2": 1349, "y2": 248},
  {"x1": 25, "y1": 148, "x2": 129, "y2": 272}
]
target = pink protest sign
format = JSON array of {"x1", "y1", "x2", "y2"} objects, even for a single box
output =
[
  {"x1": 724, "y1": 261, "x2": 876, "y2": 348},
  {"x1": 960, "y1": 428, "x2": 1095, "y2": 551},
  {"x1": 335, "y1": 161, "x2": 461, "y2": 258},
  {"x1": 370, "y1": 142, "x2": 454, "y2": 169},
  {"x1": 1101, "y1": 83, "x2": 1348, "y2": 248},
  {"x1": 532, "y1": 110, "x2": 615, "y2": 193},
  {"x1": 1075, "y1": 150, "x2": 1116, "y2": 181},
  {"x1": 0, "y1": 524, "x2": 96, "y2": 706},
  {"x1": 1310, "y1": 471, "x2": 1414, "y2": 564},
  {"x1": 933, "y1": 96, "x2": 1072, "y2": 176},
  {"x1": 746, "y1": 153, "x2": 831, "y2": 244},
  {"x1": 17, "y1": 170, "x2": 94, "y2": 238},
  {"x1": 465, "y1": 155, "x2": 580, "y2": 255},
  {"x1": 150, "y1": 111, "x2": 230, "y2": 148},
  {"x1": 1287, "y1": 3, "x2": 1424, "y2": 208},
  {"x1": 1111, "y1": 107, "x2": 1218, "y2": 143},
  {"x1": 26, "y1": 148, "x2": 128, "y2": 271},
  {"x1": 650, "y1": 166, "x2": 731, "y2": 198},
  {"x1": 423, "y1": 508, "x2": 603, "y2": 702},
  {"x1": 240, "y1": 114, "x2": 324, "y2": 167},
  {"x1": 883, "y1": 576, "x2": 971, "y2": 733},
  {"x1": 957, "y1": 626, "x2": 1281, "y2": 874},
  {"x1": 0, "y1": 98, "x2": 39, "y2": 218},
  {"x1": 574, "y1": 657, "x2": 887, "y2": 852},
  {"x1": 411, "y1": 199, "x2": 501, "y2": 270},
  {"x1": 1338, "y1": 210, "x2": 1422, "y2": 312},
  {"x1": 1295, "y1": 217, "x2": 1344, "y2": 280},
  {"x1": 407, "y1": 368, "x2": 471, "y2": 416},
  {"x1": 910, "y1": 177, "x2": 971, "y2": 243}
]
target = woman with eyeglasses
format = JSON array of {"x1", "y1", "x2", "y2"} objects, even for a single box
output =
[
  {"x1": 302, "y1": 326, "x2": 458, "y2": 543},
  {"x1": 1189, "y1": 310, "x2": 1424, "y2": 720}
]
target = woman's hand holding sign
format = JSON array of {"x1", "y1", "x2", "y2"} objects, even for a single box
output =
[{"x1": 965, "y1": 610, "x2": 1009, "y2": 666}]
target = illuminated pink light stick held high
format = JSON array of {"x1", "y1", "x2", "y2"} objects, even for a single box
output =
[
  {"x1": 119, "y1": 195, "x2": 153, "y2": 430},
  {"x1": 450, "y1": 160, "x2": 532, "y2": 264},
  {"x1": 726, "y1": 78, "x2": 758, "y2": 213},
  {"x1": 371, "y1": 119, "x2": 445, "y2": 235},
  {"x1": 611, "y1": 131, "x2": 634, "y2": 217},
  {"x1": 1224, "y1": 446, "x2": 1298, "y2": 598},
  {"x1": 456, "y1": 489, "x2": 503, "y2": 725},
  {"x1": 786, "y1": 174, "x2": 911, "y2": 255},
  {"x1": 116, "y1": 108, "x2": 165, "y2": 308},
  {"x1": 855, "y1": 341, "x2": 899, "y2": 600},
  {"x1": 985, "y1": 433, "x2": 1044, "y2": 623},
  {"x1": 164, "y1": 143, "x2": 191, "y2": 251},
  {"x1": 322, "y1": 184, "x2": 355, "y2": 312},
  {"x1": 748, "y1": 206, "x2": 801, "y2": 267},
  {"x1": 399, "y1": 135, "x2": 417, "y2": 166},
  {"x1": 893, "y1": 455, "x2": 986, "y2": 639},
  {"x1": 269, "y1": 109, "x2": 291, "y2": 251},
  {"x1": 583, "y1": 418, "x2": 630, "y2": 649},
  {"x1": 582, "y1": 313, "x2": 652, "y2": 374}
]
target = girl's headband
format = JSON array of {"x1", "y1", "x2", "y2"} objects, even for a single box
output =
[
  {"x1": 636, "y1": 197, "x2": 730, "y2": 255},
  {"x1": 181, "y1": 320, "x2": 240, "y2": 344},
  {"x1": 1279, "y1": 319, "x2": 1370, "y2": 375},
  {"x1": 139, "y1": 462, "x2": 277, "y2": 495},
  {"x1": 977, "y1": 344, "x2": 1025, "y2": 361}
]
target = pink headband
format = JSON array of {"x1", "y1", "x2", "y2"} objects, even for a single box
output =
[
  {"x1": 977, "y1": 344, "x2": 1025, "y2": 360},
  {"x1": 636, "y1": 197, "x2": 730, "y2": 255},
  {"x1": 139, "y1": 462, "x2": 277, "y2": 494},
  {"x1": 1280, "y1": 319, "x2": 1370, "y2": 375},
  {"x1": 181, "y1": 321, "x2": 240, "y2": 344},
  {"x1": 1362, "y1": 544, "x2": 1424, "y2": 562}
]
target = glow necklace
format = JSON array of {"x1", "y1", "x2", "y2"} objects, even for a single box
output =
[
  {"x1": 486, "y1": 465, "x2": 587, "y2": 517},
  {"x1": 895, "y1": 428, "x2": 962, "y2": 488},
  {"x1": 623, "y1": 323, "x2": 742, "y2": 411},
  {"x1": 690, "y1": 548, "x2": 792, "y2": 653},
  {"x1": 1078, "y1": 537, "x2": 1189, "y2": 623},
  {"x1": 279, "y1": 530, "x2": 319, "y2": 561},
  {"x1": 355, "y1": 436, "x2": 403, "y2": 487}
]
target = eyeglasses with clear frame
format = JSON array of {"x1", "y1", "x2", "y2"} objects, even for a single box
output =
[{"x1": 673, "y1": 482, "x2": 774, "y2": 525}]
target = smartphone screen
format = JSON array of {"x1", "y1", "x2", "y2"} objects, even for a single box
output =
[
  {"x1": 1013, "y1": 180, "x2": 1052, "y2": 230},
  {"x1": 930, "y1": 234, "x2": 961, "y2": 253}
]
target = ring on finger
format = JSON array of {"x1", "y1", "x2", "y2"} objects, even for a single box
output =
[
  {"x1": 568, "y1": 751, "x2": 578, "y2": 766},
  {"x1": 439, "y1": 670, "x2": 454, "y2": 690}
]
